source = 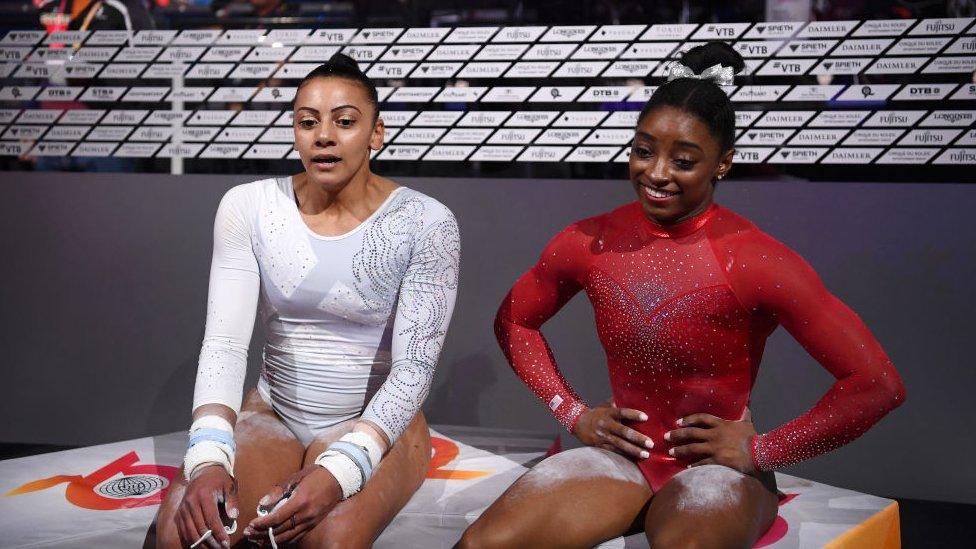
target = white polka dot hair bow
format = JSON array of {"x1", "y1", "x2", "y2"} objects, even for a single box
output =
[{"x1": 666, "y1": 62, "x2": 735, "y2": 86}]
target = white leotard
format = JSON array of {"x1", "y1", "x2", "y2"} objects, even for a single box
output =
[{"x1": 191, "y1": 177, "x2": 460, "y2": 446}]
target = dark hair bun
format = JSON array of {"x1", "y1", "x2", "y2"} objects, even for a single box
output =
[
  {"x1": 679, "y1": 42, "x2": 745, "y2": 75},
  {"x1": 327, "y1": 52, "x2": 362, "y2": 73}
]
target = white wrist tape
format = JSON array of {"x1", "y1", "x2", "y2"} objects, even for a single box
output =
[
  {"x1": 184, "y1": 441, "x2": 234, "y2": 481},
  {"x1": 341, "y1": 431, "x2": 383, "y2": 468},
  {"x1": 314, "y1": 451, "x2": 363, "y2": 500},
  {"x1": 184, "y1": 415, "x2": 235, "y2": 481}
]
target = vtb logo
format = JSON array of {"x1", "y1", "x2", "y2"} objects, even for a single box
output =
[{"x1": 6, "y1": 437, "x2": 489, "y2": 511}]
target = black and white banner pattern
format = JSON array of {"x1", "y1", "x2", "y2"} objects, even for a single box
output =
[{"x1": 1, "y1": 19, "x2": 974, "y2": 166}]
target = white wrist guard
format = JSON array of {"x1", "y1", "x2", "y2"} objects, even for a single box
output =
[
  {"x1": 184, "y1": 415, "x2": 235, "y2": 481},
  {"x1": 341, "y1": 431, "x2": 383, "y2": 468},
  {"x1": 314, "y1": 451, "x2": 363, "y2": 500}
]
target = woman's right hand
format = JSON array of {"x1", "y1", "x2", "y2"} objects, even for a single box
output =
[
  {"x1": 572, "y1": 401, "x2": 654, "y2": 459},
  {"x1": 177, "y1": 465, "x2": 239, "y2": 549}
]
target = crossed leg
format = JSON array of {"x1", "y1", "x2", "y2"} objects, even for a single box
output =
[{"x1": 458, "y1": 447, "x2": 778, "y2": 549}]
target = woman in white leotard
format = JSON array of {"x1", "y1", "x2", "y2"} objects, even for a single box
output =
[{"x1": 151, "y1": 53, "x2": 460, "y2": 548}]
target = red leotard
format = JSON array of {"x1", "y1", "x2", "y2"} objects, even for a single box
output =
[{"x1": 495, "y1": 201, "x2": 905, "y2": 490}]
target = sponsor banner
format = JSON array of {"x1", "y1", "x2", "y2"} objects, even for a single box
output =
[
  {"x1": 736, "y1": 129, "x2": 795, "y2": 146},
  {"x1": 506, "y1": 111, "x2": 559, "y2": 127},
  {"x1": 1, "y1": 30, "x2": 46, "y2": 46},
  {"x1": 252, "y1": 87, "x2": 296, "y2": 102},
  {"x1": 387, "y1": 87, "x2": 440, "y2": 103},
  {"x1": 36, "y1": 87, "x2": 85, "y2": 101},
  {"x1": 481, "y1": 87, "x2": 536, "y2": 102},
  {"x1": 922, "y1": 57, "x2": 976, "y2": 73},
  {"x1": 377, "y1": 144, "x2": 427, "y2": 160},
  {"x1": 602, "y1": 60, "x2": 657, "y2": 77},
  {"x1": 30, "y1": 141, "x2": 74, "y2": 156},
  {"x1": 411, "y1": 111, "x2": 465, "y2": 126},
  {"x1": 0, "y1": 141, "x2": 33, "y2": 156},
  {"x1": 535, "y1": 128, "x2": 589, "y2": 145},
  {"x1": 564, "y1": 146, "x2": 621, "y2": 162},
  {"x1": 907, "y1": 18, "x2": 974, "y2": 36},
  {"x1": 394, "y1": 127, "x2": 447, "y2": 144},
  {"x1": 421, "y1": 145, "x2": 476, "y2": 161},
  {"x1": 367, "y1": 63, "x2": 416, "y2": 79},
  {"x1": 121, "y1": 87, "x2": 169, "y2": 102},
  {"x1": 156, "y1": 142, "x2": 205, "y2": 158},
  {"x1": 756, "y1": 59, "x2": 816, "y2": 76},
  {"x1": 381, "y1": 45, "x2": 434, "y2": 62},
  {"x1": 25, "y1": 47, "x2": 71, "y2": 62},
  {"x1": 242, "y1": 143, "x2": 292, "y2": 158},
  {"x1": 843, "y1": 128, "x2": 905, "y2": 145},
  {"x1": 229, "y1": 63, "x2": 277, "y2": 79},
  {"x1": 731, "y1": 85, "x2": 791, "y2": 101},
  {"x1": 572, "y1": 43, "x2": 627, "y2": 60},
  {"x1": 810, "y1": 57, "x2": 871, "y2": 75},
  {"x1": 820, "y1": 147, "x2": 883, "y2": 163},
  {"x1": 831, "y1": 38, "x2": 894, "y2": 56},
  {"x1": 43, "y1": 125, "x2": 89, "y2": 141},
  {"x1": 0, "y1": 86, "x2": 41, "y2": 101},
  {"x1": 342, "y1": 45, "x2": 386, "y2": 62},
  {"x1": 835, "y1": 84, "x2": 900, "y2": 101},
  {"x1": 552, "y1": 61, "x2": 609, "y2": 78},
  {"x1": 888, "y1": 37, "x2": 951, "y2": 55},
  {"x1": 289, "y1": 46, "x2": 340, "y2": 62},
  {"x1": 771, "y1": 147, "x2": 829, "y2": 163},
  {"x1": 173, "y1": 30, "x2": 222, "y2": 46},
  {"x1": 487, "y1": 128, "x2": 543, "y2": 144},
  {"x1": 919, "y1": 110, "x2": 976, "y2": 127},
  {"x1": 166, "y1": 88, "x2": 213, "y2": 102},
  {"x1": 754, "y1": 110, "x2": 816, "y2": 127},
  {"x1": 444, "y1": 27, "x2": 499, "y2": 44},
  {"x1": 433, "y1": 87, "x2": 488, "y2": 102},
  {"x1": 614, "y1": 147, "x2": 631, "y2": 162},
  {"x1": 592, "y1": 25, "x2": 646, "y2": 42},
  {"x1": 245, "y1": 46, "x2": 294, "y2": 62},
  {"x1": 4, "y1": 125, "x2": 48, "y2": 140},
  {"x1": 457, "y1": 62, "x2": 510, "y2": 78},
  {"x1": 71, "y1": 141, "x2": 117, "y2": 156},
  {"x1": 176, "y1": 127, "x2": 220, "y2": 142},
  {"x1": 469, "y1": 145, "x2": 523, "y2": 161},
  {"x1": 132, "y1": 30, "x2": 178, "y2": 46},
  {"x1": 503, "y1": 62, "x2": 557, "y2": 78},
  {"x1": 115, "y1": 46, "x2": 162, "y2": 62},
  {"x1": 575, "y1": 86, "x2": 630, "y2": 102},
  {"x1": 788, "y1": 129, "x2": 849, "y2": 146},
  {"x1": 158, "y1": 46, "x2": 206, "y2": 63},
  {"x1": 582, "y1": 129, "x2": 633, "y2": 145},
  {"x1": 781, "y1": 85, "x2": 844, "y2": 102},
  {"x1": 892, "y1": 83, "x2": 957, "y2": 101},
  {"x1": 428, "y1": 44, "x2": 479, "y2": 61},
  {"x1": 411, "y1": 63, "x2": 463, "y2": 78},
  {"x1": 99, "y1": 63, "x2": 146, "y2": 79},
  {"x1": 75, "y1": 47, "x2": 119, "y2": 63},
  {"x1": 853, "y1": 19, "x2": 916, "y2": 37},
  {"x1": 743, "y1": 22, "x2": 804, "y2": 39},
  {"x1": 539, "y1": 26, "x2": 597, "y2": 42},
  {"x1": 476, "y1": 44, "x2": 529, "y2": 61},
  {"x1": 17, "y1": 109, "x2": 61, "y2": 124},
  {"x1": 144, "y1": 110, "x2": 190, "y2": 125},
  {"x1": 141, "y1": 64, "x2": 189, "y2": 79},
  {"x1": 0, "y1": 109, "x2": 19, "y2": 124},
  {"x1": 553, "y1": 111, "x2": 609, "y2": 127},
  {"x1": 187, "y1": 110, "x2": 235, "y2": 126},
  {"x1": 733, "y1": 147, "x2": 775, "y2": 163},
  {"x1": 457, "y1": 111, "x2": 510, "y2": 127},
  {"x1": 399, "y1": 27, "x2": 452, "y2": 44},
  {"x1": 87, "y1": 126, "x2": 133, "y2": 141},
  {"x1": 640, "y1": 24, "x2": 698, "y2": 41},
  {"x1": 379, "y1": 111, "x2": 418, "y2": 126},
  {"x1": 522, "y1": 43, "x2": 576, "y2": 60},
  {"x1": 274, "y1": 111, "x2": 295, "y2": 126},
  {"x1": 933, "y1": 148, "x2": 976, "y2": 164},
  {"x1": 517, "y1": 146, "x2": 571, "y2": 162},
  {"x1": 798, "y1": 20, "x2": 859, "y2": 38},
  {"x1": 80, "y1": 87, "x2": 127, "y2": 102},
  {"x1": 114, "y1": 142, "x2": 161, "y2": 157},
  {"x1": 956, "y1": 129, "x2": 976, "y2": 145},
  {"x1": 264, "y1": 29, "x2": 312, "y2": 45},
  {"x1": 208, "y1": 87, "x2": 257, "y2": 103},
  {"x1": 0, "y1": 62, "x2": 15, "y2": 78},
  {"x1": 945, "y1": 36, "x2": 976, "y2": 54},
  {"x1": 305, "y1": 29, "x2": 357, "y2": 45},
  {"x1": 440, "y1": 128, "x2": 494, "y2": 144},
  {"x1": 875, "y1": 148, "x2": 940, "y2": 164},
  {"x1": 492, "y1": 26, "x2": 547, "y2": 43},
  {"x1": 862, "y1": 110, "x2": 927, "y2": 127},
  {"x1": 129, "y1": 126, "x2": 174, "y2": 141},
  {"x1": 45, "y1": 30, "x2": 91, "y2": 45},
  {"x1": 897, "y1": 129, "x2": 963, "y2": 146},
  {"x1": 258, "y1": 127, "x2": 295, "y2": 143},
  {"x1": 734, "y1": 40, "x2": 783, "y2": 58},
  {"x1": 621, "y1": 42, "x2": 679, "y2": 60},
  {"x1": 214, "y1": 127, "x2": 265, "y2": 142},
  {"x1": 734, "y1": 110, "x2": 765, "y2": 127},
  {"x1": 216, "y1": 30, "x2": 266, "y2": 46},
  {"x1": 866, "y1": 56, "x2": 927, "y2": 74},
  {"x1": 199, "y1": 143, "x2": 248, "y2": 158},
  {"x1": 692, "y1": 23, "x2": 751, "y2": 40},
  {"x1": 351, "y1": 28, "x2": 404, "y2": 45},
  {"x1": 61, "y1": 110, "x2": 106, "y2": 124}
]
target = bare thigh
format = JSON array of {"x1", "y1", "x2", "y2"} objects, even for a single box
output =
[
  {"x1": 457, "y1": 446, "x2": 653, "y2": 549},
  {"x1": 296, "y1": 412, "x2": 432, "y2": 549},
  {"x1": 150, "y1": 389, "x2": 305, "y2": 549},
  {"x1": 644, "y1": 465, "x2": 778, "y2": 549}
]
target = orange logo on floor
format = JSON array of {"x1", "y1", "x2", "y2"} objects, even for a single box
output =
[
  {"x1": 426, "y1": 436, "x2": 491, "y2": 480},
  {"x1": 6, "y1": 451, "x2": 179, "y2": 511}
]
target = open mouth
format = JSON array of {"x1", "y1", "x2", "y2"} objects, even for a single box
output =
[{"x1": 311, "y1": 154, "x2": 341, "y2": 168}]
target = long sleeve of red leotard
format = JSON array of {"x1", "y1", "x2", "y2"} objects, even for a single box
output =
[
  {"x1": 494, "y1": 226, "x2": 590, "y2": 431},
  {"x1": 720, "y1": 231, "x2": 907, "y2": 471}
]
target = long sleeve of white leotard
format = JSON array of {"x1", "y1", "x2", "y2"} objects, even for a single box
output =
[
  {"x1": 359, "y1": 204, "x2": 461, "y2": 444},
  {"x1": 191, "y1": 187, "x2": 260, "y2": 413}
]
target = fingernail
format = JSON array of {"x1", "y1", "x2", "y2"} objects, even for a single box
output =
[
  {"x1": 597, "y1": 419, "x2": 605, "y2": 427},
  {"x1": 596, "y1": 429, "x2": 605, "y2": 438},
  {"x1": 645, "y1": 438, "x2": 654, "y2": 448},
  {"x1": 259, "y1": 495, "x2": 270, "y2": 506},
  {"x1": 676, "y1": 418, "x2": 683, "y2": 426},
  {"x1": 222, "y1": 542, "x2": 230, "y2": 549},
  {"x1": 640, "y1": 450, "x2": 649, "y2": 459},
  {"x1": 243, "y1": 528, "x2": 253, "y2": 536},
  {"x1": 664, "y1": 431, "x2": 671, "y2": 441},
  {"x1": 227, "y1": 507, "x2": 238, "y2": 519},
  {"x1": 639, "y1": 412, "x2": 648, "y2": 421},
  {"x1": 668, "y1": 448, "x2": 675, "y2": 456}
]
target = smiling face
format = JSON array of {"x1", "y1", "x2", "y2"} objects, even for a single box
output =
[
  {"x1": 628, "y1": 105, "x2": 733, "y2": 226},
  {"x1": 293, "y1": 76, "x2": 384, "y2": 191}
]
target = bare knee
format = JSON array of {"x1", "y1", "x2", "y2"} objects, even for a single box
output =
[{"x1": 457, "y1": 519, "x2": 521, "y2": 549}]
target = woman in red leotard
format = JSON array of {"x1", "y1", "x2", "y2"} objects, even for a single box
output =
[{"x1": 459, "y1": 42, "x2": 905, "y2": 548}]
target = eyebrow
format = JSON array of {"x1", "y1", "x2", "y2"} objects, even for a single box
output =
[
  {"x1": 634, "y1": 131, "x2": 704, "y2": 153},
  {"x1": 296, "y1": 105, "x2": 364, "y2": 115}
]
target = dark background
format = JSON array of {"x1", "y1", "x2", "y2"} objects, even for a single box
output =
[{"x1": 1, "y1": 170, "x2": 973, "y2": 506}]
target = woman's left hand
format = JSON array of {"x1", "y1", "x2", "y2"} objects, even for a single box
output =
[
  {"x1": 665, "y1": 412, "x2": 758, "y2": 475},
  {"x1": 243, "y1": 465, "x2": 342, "y2": 545}
]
